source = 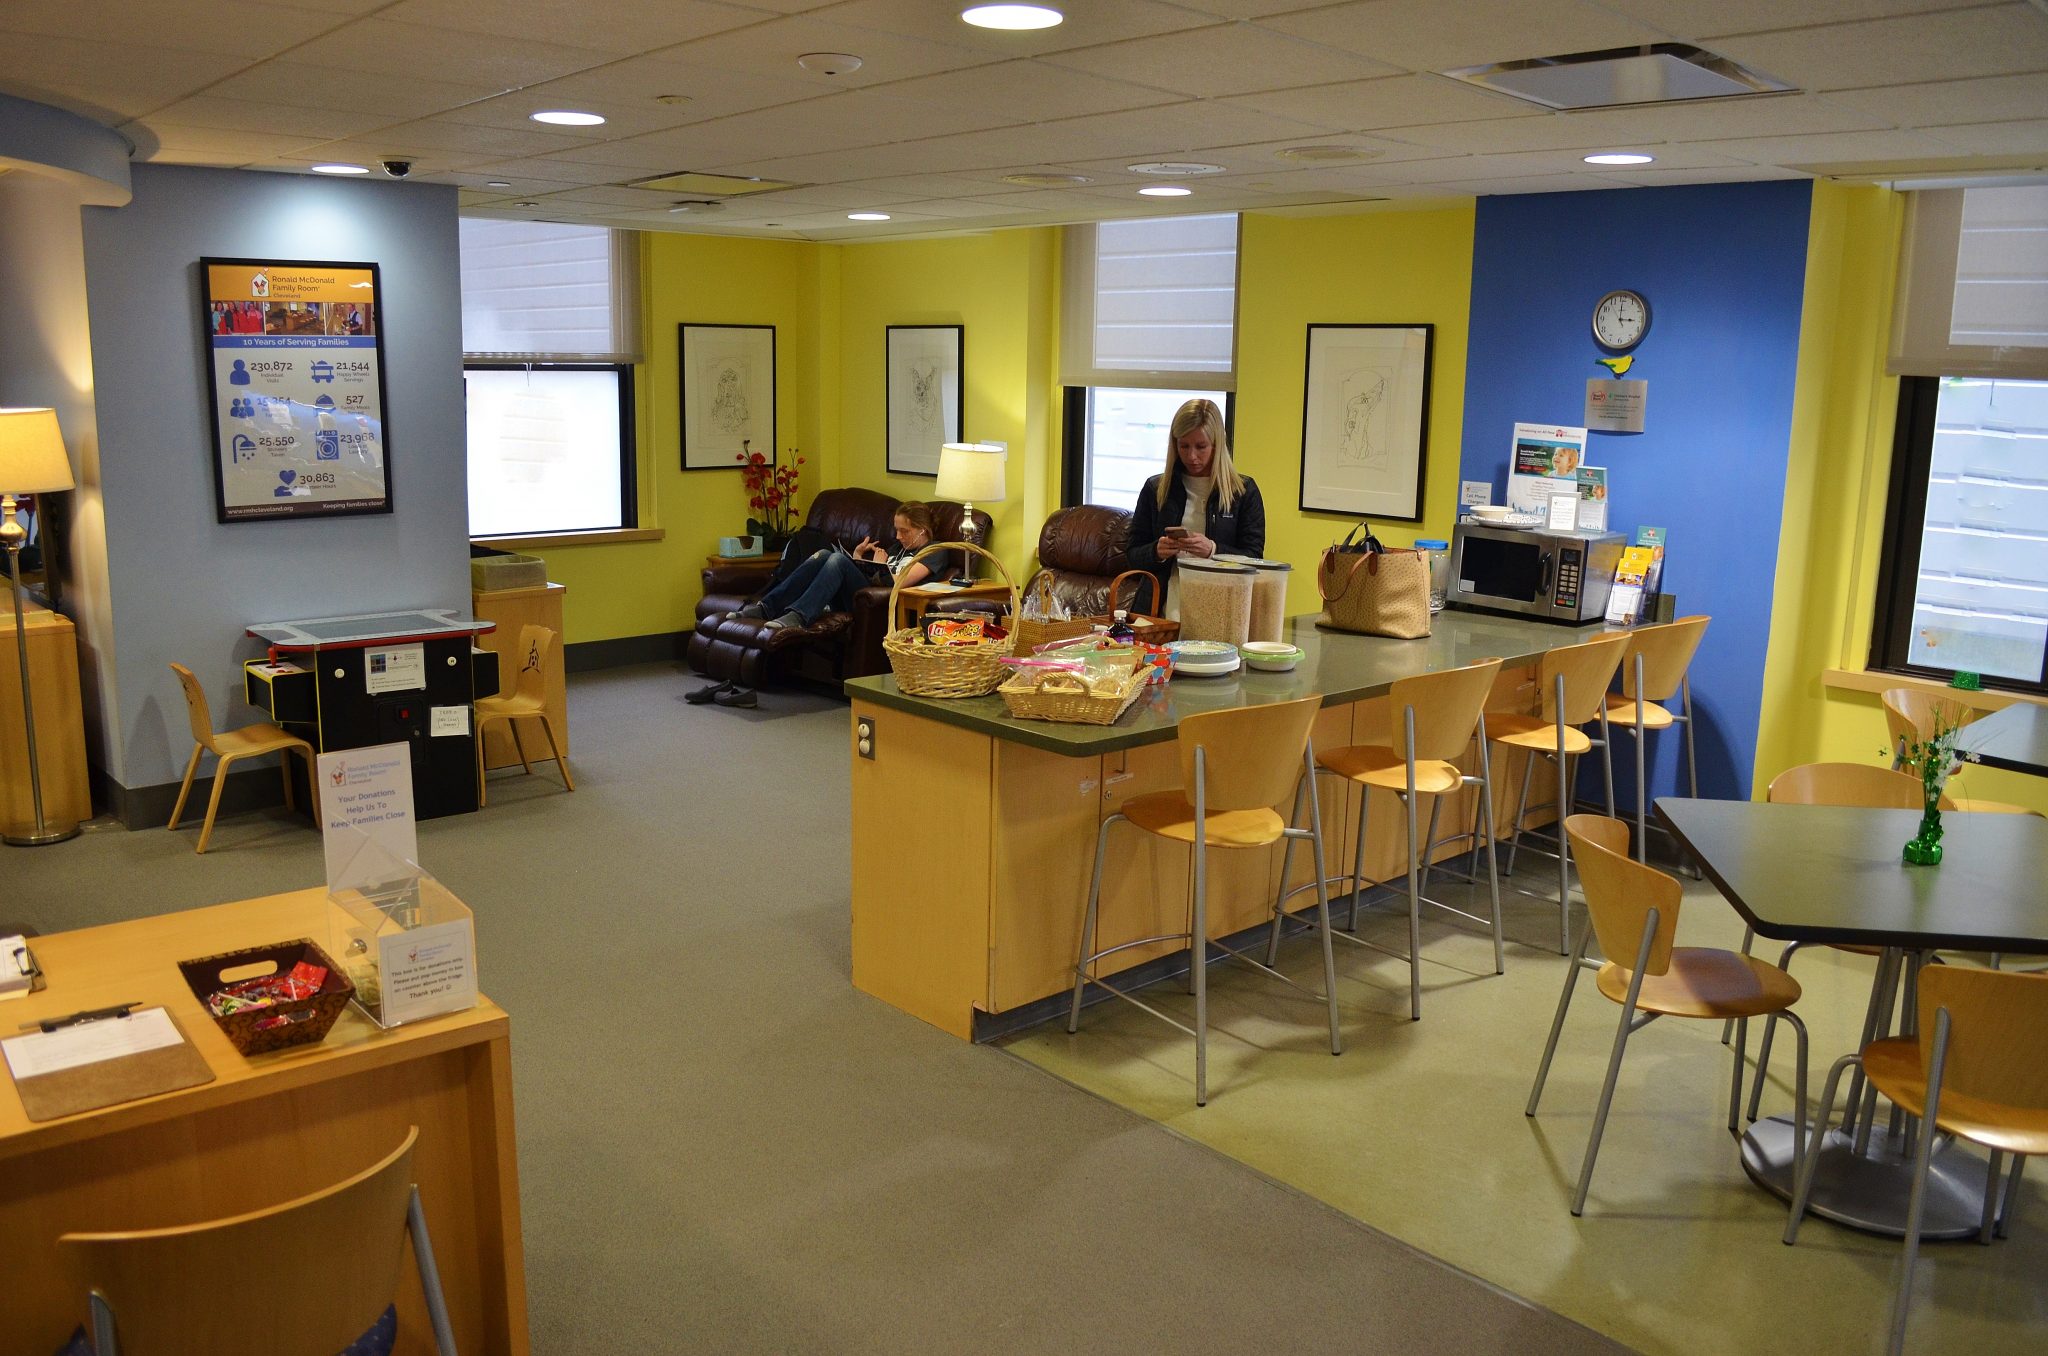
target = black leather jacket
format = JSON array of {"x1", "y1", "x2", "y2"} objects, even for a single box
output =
[{"x1": 1126, "y1": 471, "x2": 1267, "y2": 603}]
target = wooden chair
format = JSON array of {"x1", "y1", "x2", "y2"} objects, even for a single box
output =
[
  {"x1": 58, "y1": 1126, "x2": 457, "y2": 1355},
  {"x1": 1527, "y1": 814, "x2": 1809, "y2": 1216},
  {"x1": 1882, "y1": 686, "x2": 2036, "y2": 816},
  {"x1": 1067, "y1": 695, "x2": 1342, "y2": 1106},
  {"x1": 167, "y1": 663, "x2": 317, "y2": 854},
  {"x1": 475, "y1": 624, "x2": 573, "y2": 807},
  {"x1": 1268, "y1": 658, "x2": 1505, "y2": 1021},
  {"x1": 1604, "y1": 616, "x2": 1710, "y2": 862},
  {"x1": 1489, "y1": 632, "x2": 1630, "y2": 953},
  {"x1": 1786, "y1": 966, "x2": 2046, "y2": 1356}
]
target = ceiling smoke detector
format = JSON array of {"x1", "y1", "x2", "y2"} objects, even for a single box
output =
[
  {"x1": 1440, "y1": 43, "x2": 1794, "y2": 111},
  {"x1": 798, "y1": 52, "x2": 864, "y2": 76},
  {"x1": 1275, "y1": 145, "x2": 1383, "y2": 164},
  {"x1": 654, "y1": 93, "x2": 693, "y2": 106},
  {"x1": 1127, "y1": 161, "x2": 1226, "y2": 177},
  {"x1": 1001, "y1": 172, "x2": 1093, "y2": 186}
]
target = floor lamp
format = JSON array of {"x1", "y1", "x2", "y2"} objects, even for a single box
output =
[
  {"x1": 0, "y1": 408, "x2": 79, "y2": 847},
  {"x1": 936, "y1": 442, "x2": 1006, "y2": 579}
]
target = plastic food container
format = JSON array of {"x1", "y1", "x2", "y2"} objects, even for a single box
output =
[
  {"x1": 1167, "y1": 639, "x2": 1241, "y2": 677},
  {"x1": 1239, "y1": 641, "x2": 1302, "y2": 672},
  {"x1": 1416, "y1": 539, "x2": 1451, "y2": 613},
  {"x1": 1176, "y1": 557, "x2": 1254, "y2": 645},
  {"x1": 1217, "y1": 555, "x2": 1293, "y2": 643}
]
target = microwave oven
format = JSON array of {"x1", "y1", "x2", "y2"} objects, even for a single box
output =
[{"x1": 1449, "y1": 522, "x2": 1627, "y2": 624}]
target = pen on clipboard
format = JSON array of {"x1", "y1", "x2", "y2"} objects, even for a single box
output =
[{"x1": 19, "y1": 1002, "x2": 140, "y2": 1033}]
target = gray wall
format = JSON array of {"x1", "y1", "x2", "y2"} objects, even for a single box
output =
[{"x1": 81, "y1": 165, "x2": 468, "y2": 790}]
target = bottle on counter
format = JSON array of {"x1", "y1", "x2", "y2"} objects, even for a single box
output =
[{"x1": 1107, "y1": 609, "x2": 1137, "y2": 644}]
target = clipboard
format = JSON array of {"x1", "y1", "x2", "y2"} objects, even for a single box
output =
[{"x1": 4, "y1": 1007, "x2": 215, "y2": 1122}]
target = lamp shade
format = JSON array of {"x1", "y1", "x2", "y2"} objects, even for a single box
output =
[
  {"x1": 0, "y1": 409, "x2": 75, "y2": 493},
  {"x1": 936, "y1": 442, "x2": 1006, "y2": 504}
]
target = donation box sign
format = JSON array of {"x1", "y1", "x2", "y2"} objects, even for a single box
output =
[{"x1": 201, "y1": 257, "x2": 392, "y2": 523}]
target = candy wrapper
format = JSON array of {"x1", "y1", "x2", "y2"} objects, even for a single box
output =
[{"x1": 207, "y1": 960, "x2": 329, "y2": 1017}]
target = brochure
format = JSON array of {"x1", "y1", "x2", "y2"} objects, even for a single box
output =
[{"x1": 1506, "y1": 423, "x2": 1589, "y2": 513}]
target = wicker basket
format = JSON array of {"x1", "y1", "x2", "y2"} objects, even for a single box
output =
[
  {"x1": 1011, "y1": 571, "x2": 1097, "y2": 655},
  {"x1": 883, "y1": 541, "x2": 1020, "y2": 698},
  {"x1": 178, "y1": 938, "x2": 356, "y2": 1056},
  {"x1": 999, "y1": 655, "x2": 1149, "y2": 725},
  {"x1": 1092, "y1": 570, "x2": 1180, "y2": 645}
]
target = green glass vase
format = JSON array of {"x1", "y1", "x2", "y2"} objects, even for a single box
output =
[{"x1": 1902, "y1": 789, "x2": 1944, "y2": 866}]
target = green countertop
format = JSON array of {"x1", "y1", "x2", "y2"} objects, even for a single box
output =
[{"x1": 844, "y1": 610, "x2": 1617, "y2": 756}]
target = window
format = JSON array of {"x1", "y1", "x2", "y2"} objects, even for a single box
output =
[
  {"x1": 1063, "y1": 386, "x2": 1232, "y2": 512},
  {"x1": 1060, "y1": 215, "x2": 1239, "y2": 508},
  {"x1": 460, "y1": 219, "x2": 641, "y2": 537},
  {"x1": 1873, "y1": 376, "x2": 2048, "y2": 691}
]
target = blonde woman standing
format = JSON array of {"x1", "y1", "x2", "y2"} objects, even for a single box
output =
[{"x1": 1125, "y1": 398, "x2": 1266, "y2": 619}]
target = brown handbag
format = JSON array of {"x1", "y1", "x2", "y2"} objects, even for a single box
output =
[{"x1": 1318, "y1": 526, "x2": 1432, "y2": 639}]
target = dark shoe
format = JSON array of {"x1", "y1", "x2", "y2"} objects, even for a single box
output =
[
  {"x1": 712, "y1": 685, "x2": 759, "y2": 708},
  {"x1": 762, "y1": 611, "x2": 805, "y2": 632},
  {"x1": 685, "y1": 681, "x2": 732, "y2": 705},
  {"x1": 735, "y1": 601, "x2": 768, "y2": 619}
]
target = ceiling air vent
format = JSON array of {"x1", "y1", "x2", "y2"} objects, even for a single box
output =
[{"x1": 1440, "y1": 44, "x2": 1794, "y2": 111}]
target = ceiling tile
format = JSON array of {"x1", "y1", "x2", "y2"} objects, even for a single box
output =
[
  {"x1": 1826, "y1": 72, "x2": 2048, "y2": 128},
  {"x1": 469, "y1": 156, "x2": 641, "y2": 185},
  {"x1": 876, "y1": 58, "x2": 1181, "y2": 121},
  {"x1": 1386, "y1": 93, "x2": 1888, "y2": 154},
  {"x1": 843, "y1": 172, "x2": 1029, "y2": 198},
  {"x1": 0, "y1": 36, "x2": 253, "y2": 121},
  {"x1": 205, "y1": 63, "x2": 508, "y2": 119},
  {"x1": 135, "y1": 124, "x2": 326, "y2": 159},
  {"x1": 276, "y1": 141, "x2": 497, "y2": 174},
  {"x1": 1708, "y1": 5, "x2": 2048, "y2": 92},
  {"x1": 365, "y1": 119, "x2": 595, "y2": 158},
  {"x1": 824, "y1": 0, "x2": 1219, "y2": 57},
  {"x1": 1679, "y1": 127, "x2": 1984, "y2": 164},
  {"x1": 1595, "y1": 163, "x2": 1809, "y2": 187},
  {"x1": 1042, "y1": 23, "x2": 1400, "y2": 96},
  {"x1": 1599, "y1": 0, "x2": 1991, "y2": 41},
  {"x1": 1222, "y1": 73, "x2": 1543, "y2": 132},
  {"x1": 122, "y1": 95, "x2": 393, "y2": 141},
  {"x1": 0, "y1": 1, "x2": 342, "y2": 60},
  {"x1": 1921, "y1": 118, "x2": 2048, "y2": 157},
  {"x1": 277, "y1": 18, "x2": 609, "y2": 87},
  {"x1": 1171, "y1": 0, "x2": 1361, "y2": 17},
  {"x1": 511, "y1": 56, "x2": 822, "y2": 122},
  {"x1": 1256, "y1": 0, "x2": 1668, "y2": 75},
  {"x1": 668, "y1": 12, "x2": 999, "y2": 88},
  {"x1": 1039, "y1": 100, "x2": 1338, "y2": 161},
  {"x1": 382, "y1": 0, "x2": 765, "y2": 56},
  {"x1": 1403, "y1": 171, "x2": 1637, "y2": 195}
]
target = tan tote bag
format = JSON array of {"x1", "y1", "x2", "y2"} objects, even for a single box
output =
[{"x1": 1317, "y1": 526, "x2": 1432, "y2": 639}]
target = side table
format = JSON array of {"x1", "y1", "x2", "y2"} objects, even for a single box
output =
[{"x1": 894, "y1": 581, "x2": 1012, "y2": 632}]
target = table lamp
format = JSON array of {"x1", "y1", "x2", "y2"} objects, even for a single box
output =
[
  {"x1": 0, "y1": 408, "x2": 79, "y2": 846},
  {"x1": 936, "y1": 442, "x2": 1006, "y2": 578}
]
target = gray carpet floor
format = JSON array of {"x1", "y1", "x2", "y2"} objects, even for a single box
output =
[{"x1": 13, "y1": 663, "x2": 1632, "y2": 1354}]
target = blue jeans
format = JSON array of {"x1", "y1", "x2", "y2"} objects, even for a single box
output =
[{"x1": 755, "y1": 550, "x2": 868, "y2": 624}]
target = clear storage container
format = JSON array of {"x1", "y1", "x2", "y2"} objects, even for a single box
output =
[{"x1": 1416, "y1": 539, "x2": 1451, "y2": 613}]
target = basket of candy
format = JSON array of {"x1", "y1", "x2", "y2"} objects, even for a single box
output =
[
  {"x1": 179, "y1": 938, "x2": 355, "y2": 1055},
  {"x1": 883, "y1": 541, "x2": 1019, "y2": 698}
]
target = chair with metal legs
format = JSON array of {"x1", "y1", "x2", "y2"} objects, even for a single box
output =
[
  {"x1": 1603, "y1": 615, "x2": 1709, "y2": 863},
  {"x1": 1786, "y1": 965, "x2": 2045, "y2": 1356},
  {"x1": 1488, "y1": 632, "x2": 1629, "y2": 954},
  {"x1": 1265, "y1": 658, "x2": 1505, "y2": 1022},
  {"x1": 1066, "y1": 695, "x2": 1343, "y2": 1106},
  {"x1": 1527, "y1": 814, "x2": 1810, "y2": 1216},
  {"x1": 1882, "y1": 686, "x2": 2038, "y2": 816}
]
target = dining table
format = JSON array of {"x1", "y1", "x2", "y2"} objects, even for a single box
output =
[
  {"x1": 1960, "y1": 700, "x2": 2048, "y2": 778},
  {"x1": 1656, "y1": 796, "x2": 2048, "y2": 1239}
]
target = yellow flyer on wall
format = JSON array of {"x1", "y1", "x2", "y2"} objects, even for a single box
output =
[{"x1": 201, "y1": 256, "x2": 391, "y2": 523}]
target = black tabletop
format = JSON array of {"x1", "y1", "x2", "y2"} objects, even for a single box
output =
[
  {"x1": 1655, "y1": 798, "x2": 2048, "y2": 954},
  {"x1": 1961, "y1": 701, "x2": 2048, "y2": 778}
]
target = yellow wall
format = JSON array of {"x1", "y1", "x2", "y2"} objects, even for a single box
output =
[
  {"x1": 1233, "y1": 206, "x2": 1477, "y2": 614},
  {"x1": 1756, "y1": 181, "x2": 2046, "y2": 812}
]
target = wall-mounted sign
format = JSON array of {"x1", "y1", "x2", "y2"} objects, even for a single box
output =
[
  {"x1": 1585, "y1": 378, "x2": 1648, "y2": 433},
  {"x1": 201, "y1": 257, "x2": 392, "y2": 522}
]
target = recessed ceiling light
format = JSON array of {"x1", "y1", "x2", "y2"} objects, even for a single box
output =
[
  {"x1": 1139, "y1": 185, "x2": 1191, "y2": 197},
  {"x1": 531, "y1": 110, "x2": 605, "y2": 127},
  {"x1": 848, "y1": 212, "x2": 892, "y2": 221},
  {"x1": 311, "y1": 163, "x2": 369, "y2": 175},
  {"x1": 1584, "y1": 151, "x2": 1656, "y2": 165},
  {"x1": 1127, "y1": 161, "x2": 1225, "y2": 177},
  {"x1": 961, "y1": 5, "x2": 1063, "y2": 29},
  {"x1": 485, "y1": 180, "x2": 513, "y2": 188},
  {"x1": 653, "y1": 93, "x2": 692, "y2": 106}
]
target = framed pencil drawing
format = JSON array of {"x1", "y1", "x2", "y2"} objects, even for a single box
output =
[
  {"x1": 885, "y1": 324, "x2": 963, "y2": 477},
  {"x1": 1299, "y1": 323, "x2": 1432, "y2": 521},
  {"x1": 680, "y1": 323, "x2": 775, "y2": 470}
]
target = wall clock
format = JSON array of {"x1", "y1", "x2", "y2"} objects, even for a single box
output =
[{"x1": 1592, "y1": 289, "x2": 1650, "y2": 351}]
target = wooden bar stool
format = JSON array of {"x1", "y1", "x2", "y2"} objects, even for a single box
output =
[
  {"x1": 1604, "y1": 615, "x2": 1709, "y2": 862},
  {"x1": 1786, "y1": 965, "x2": 2046, "y2": 1356},
  {"x1": 166, "y1": 663, "x2": 318, "y2": 854},
  {"x1": 1066, "y1": 695, "x2": 1342, "y2": 1107},
  {"x1": 1488, "y1": 632, "x2": 1629, "y2": 954},
  {"x1": 1266, "y1": 658, "x2": 1505, "y2": 1022},
  {"x1": 1528, "y1": 814, "x2": 1810, "y2": 1217}
]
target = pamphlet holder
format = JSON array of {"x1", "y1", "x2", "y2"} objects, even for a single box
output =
[{"x1": 324, "y1": 826, "x2": 477, "y2": 1030}]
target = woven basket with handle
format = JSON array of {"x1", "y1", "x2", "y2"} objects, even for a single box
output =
[
  {"x1": 1011, "y1": 570, "x2": 1097, "y2": 655},
  {"x1": 882, "y1": 541, "x2": 1020, "y2": 698},
  {"x1": 998, "y1": 652, "x2": 1147, "y2": 725},
  {"x1": 1091, "y1": 569, "x2": 1180, "y2": 645}
]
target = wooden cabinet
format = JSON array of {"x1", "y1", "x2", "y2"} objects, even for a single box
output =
[
  {"x1": 0, "y1": 606, "x2": 90, "y2": 835},
  {"x1": 470, "y1": 584, "x2": 567, "y2": 772}
]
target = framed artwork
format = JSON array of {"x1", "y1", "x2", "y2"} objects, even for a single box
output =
[
  {"x1": 1299, "y1": 323, "x2": 1433, "y2": 522},
  {"x1": 680, "y1": 323, "x2": 776, "y2": 470},
  {"x1": 200, "y1": 256, "x2": 392, "y2": 523},
  {"x1": 885, "y1": 324, "x2": 963, "y2": 477}
]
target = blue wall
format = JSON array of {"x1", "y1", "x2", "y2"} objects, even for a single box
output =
[{"x1": 1460, "y1": 181, "x2": 1813, "y2": 804}]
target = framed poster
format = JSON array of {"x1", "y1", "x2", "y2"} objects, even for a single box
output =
[
  {"x1": 680, "y1": 323, "x2": 776, "y2": 470},
  {"x1": 1299, "y1": 323, "x2": 1433, "y2": 522},
  {"x1": 201, "y1": 257, "x2": 392, "y2": 522},
  {"x1": 885, "y1": 324, "x2": 963, "y2": 477}
]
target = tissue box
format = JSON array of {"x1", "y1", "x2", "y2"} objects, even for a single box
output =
[
  {"x1": 718, "y1": 535, "x2": 764, "y2": 558},
  {"x1": 470, "y1": 552, "x2": 547, "y2": 592}
]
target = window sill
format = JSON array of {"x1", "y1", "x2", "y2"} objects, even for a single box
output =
[
  {"x1": 472, "y1": 527, "x2": 665, "y2": 550},
  {"x1": 1822, "y1": 668, "x2": 2045, "y2": 711}
]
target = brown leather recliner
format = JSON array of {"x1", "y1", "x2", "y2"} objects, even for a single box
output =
[
  {"x1": 686, "y1": 488, "x2": 990, "y2": 690},
  {"x1": 1030, "y1": 504, "x2": 1134, "y2": 617}
]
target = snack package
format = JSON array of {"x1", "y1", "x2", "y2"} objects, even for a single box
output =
[
  {"x1": 923, "y1": 616, "x2": 988, "y2": 646},
  {"x1": 207, "y1": 961, "x2": 328, "y2": 1016}
]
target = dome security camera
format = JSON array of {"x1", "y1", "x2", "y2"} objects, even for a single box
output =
[{"x1": 382, "y1": 159, "x2": 412, "y2": 178}]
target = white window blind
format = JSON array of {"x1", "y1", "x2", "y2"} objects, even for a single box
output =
[
  {"x1": 459, "y1": 218, "x2": 641, "y2": 362},
  {"x1": 1062, "y1": 214, "x2": 1238, "y2": 391},
  {"x1": 1890, "y1": 186, "x2": 2048, "y2": 381}
]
